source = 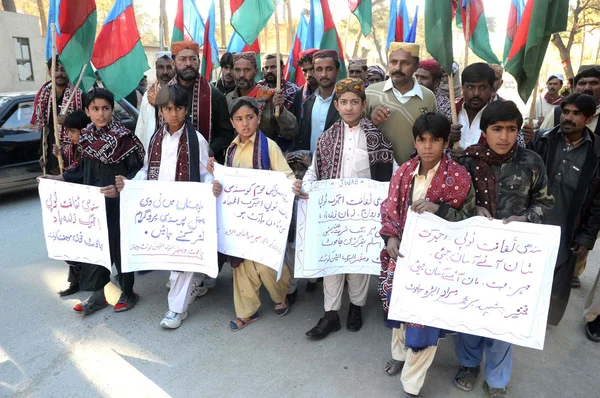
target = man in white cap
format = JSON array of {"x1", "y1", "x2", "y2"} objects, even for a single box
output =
[
  {"x1": 135, "y1": 51, "x2": 176, "y2": 149},
  {"x1": 526, "y1": 73, "x2": 564, "y2": 127}
]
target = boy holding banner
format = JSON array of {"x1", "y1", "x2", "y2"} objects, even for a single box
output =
[
  {"x1": 214, "y1": 97, "x2": 303, "y2": 331},
  {"x1": 41, "y1": 88, "x2": 145, "y2": 315},
  {"x1": 379, "y1": 113, "x2": 475, "y2": 397},
  {"x1": 116, "y1": 85, "x2": 223, "y2": 329},
  {"x1": 454, "y1": 100, "x2": 554, "y2": 397},
  {"x1": 303, "y1": 78, "x2": 394, "y2": 340}
]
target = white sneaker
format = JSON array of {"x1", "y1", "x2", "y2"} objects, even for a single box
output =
[
  {"x1": 203, "y1": 276, "x2": 217, "y2": 289},
  {"x1": 188, "y1": 282, "x2": 208, "y2": 304},
  {"x1": 160, "y1": 310, "x2": 188, "y2": 329}
]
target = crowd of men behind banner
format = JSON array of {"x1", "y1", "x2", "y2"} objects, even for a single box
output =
[{"x1": 32, "y1": 38, "x2": 600, "y2": 397}]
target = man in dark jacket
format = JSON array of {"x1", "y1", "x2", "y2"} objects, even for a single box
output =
[
  {"x1": 292, "y1": 50, "x2": 341, "y2": 152},
  {"x1": 530, "y1": 93, "x2": 600, "y2": 326}
]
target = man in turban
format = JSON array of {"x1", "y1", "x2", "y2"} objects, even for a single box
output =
[
  {"x1": 415, "y1": 59, "x2": 451, "y2": 121},
  {"x1": 166, "y1": 41, "x2": 234, "y2": 165},
  {"x1": 366, "y1": 65, "x2": 386, "y2": 85}
]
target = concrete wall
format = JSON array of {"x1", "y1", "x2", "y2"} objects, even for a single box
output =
[{"x1": 0, "y1": 11, "x2": 45, "y2": 93}]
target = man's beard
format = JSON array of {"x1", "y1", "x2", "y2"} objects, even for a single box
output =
[
  {"x1": 177, "y1": 68, "x2": 198, "y2": 82},
  {"x1": 265, "y1": 74, "x2": 276, "y2": 83},
  {"x1": 236, "y1": 78, "x2": 254, "y2": 90}
]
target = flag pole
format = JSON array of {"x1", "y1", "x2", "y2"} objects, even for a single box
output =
[
  {"x1": 50, "y1": 23, "x2": 64, "y2": 174},
  {"x1": 273, "y1": 0, "x2": 281, "y2": 117},
  {"x1": 464, "y1": 1, "x2": 470, "y2": 68},
  {"x1": 61, "y1": 64, "x2": 87, "y2": 116},
  {"x1": 528, "y1": 81, "x2": 540, "y2": 128},
  {"x1": 448, "y1": 73, "x2": 458, "y2": 125}
]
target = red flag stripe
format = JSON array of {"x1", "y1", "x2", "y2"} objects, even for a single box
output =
[
  {"x1": 321, "y1": 0, "x2": 336, "y2": 31},
  {"x1": 92, "y1": 6, "x2": 141, "y2": 69},
  {"x1": 506, "y1": 0, "x2": 534, "y2": 62},
  {"x1": 174, "y1": 0, "x2": 184, "y2": 32},
  {"x1": 230, "y1": 0, "x2": 244, "y2": 14}
]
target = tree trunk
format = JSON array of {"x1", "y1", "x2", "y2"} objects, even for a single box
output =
[
  {"x1": 371, "y1": 23, "x2": 387, "y2": 68},
  {"x1": 1, "y1": 0, "x2": 16, "y2": 12},
  {"x1": 552, "y1": 33, "x2": 575, "y2": 79},
  {"x1": 285, "y1": 0, "x2": 293, "y2": 52},
  {"x1": 351, "y1": 29, "x2": 362, "y2": 58},
  {"x1": 219, "y1": 0, "x2": 227, "y2": 48},
  {"x1": 36, "y1": 0, "x2": 47, "y2": 35}
]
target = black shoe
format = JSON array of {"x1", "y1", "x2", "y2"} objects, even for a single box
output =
[
  {"x1": 305, "y1": 315, "x2": 341, "y2": 340},
  {"x1": 287, "y1": 289, "x2": 298, "y2": 307},
  {"x1": 58, "y1": 283, "x2": 80, "y2": 297},
  {"x1": 305, "y1": 281, "x2": 317, "y2": 293},
  {"x1": 347, "y1": 303, "x2": 363, "y2": 331}
]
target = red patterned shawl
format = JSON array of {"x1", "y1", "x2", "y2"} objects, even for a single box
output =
[
  {"x1": 164, "y1": 75, "x2": 212, "y2": 142},
  {"x1": 378, "y1": 156, "x2": 472, "y2": 312},
  {"x1": 31, "y1": 81, "x2": 84, "y2": 168},
  {"x1": 315, "y1": 116, "x2": 394, "y2": 180},
  {"x1": 80, "y1": 120, "x2": 145, "y2": 165},
  {"x1": 147, "y1": 124, "x2": 194, "y2": 181}
]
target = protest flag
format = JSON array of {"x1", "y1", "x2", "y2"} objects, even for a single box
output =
[
  {"x1": 230, "y1": 0, "x2": 274, "y2": 45},
  {"x1": 316, "y1": 0, "x2": 346, "y2": 78},
  {"x1": 406, "y1": 6, "x2": 419, "y2": 43},
  {"x1": 172, "y1": 0, "x2": 206, "y2": 45},
  {"x1": 505, "y1": 0, "x2": 569, "y2": 102},
  {"x1": 349, "y1": 0, "x2": 372, "y2": 36},
  {"x1": 387, "y1": 0, "x2": 409, "y2": 49},
  {"x1": 91, "y1": 0, "x2": 149, "y2": 101},
  {"x1": 227, "y1": 31, "x2": 262, "y2": 81},
  {"x1": 201, "y1": 1, "x2": 219, "y2": 79},
  {"x1": 456, "y1": 0, "x2": 500, "y2": 64},
  {"x1": 284, "y1": 14, "x2": 309, "y2": 86},
  {"x1": 503, "y1": 0, "x2": 526, "y2": 63},
  {"x1": 306, "y1": 0, "x2": 324, "y2": 50},
  {"x1": 45, "y1": 0, "x2": 97, "y2": 91}
]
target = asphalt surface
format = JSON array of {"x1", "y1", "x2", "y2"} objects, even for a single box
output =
[{"x1": 1, "y1": 188, "x2": 599, "y2": 398}]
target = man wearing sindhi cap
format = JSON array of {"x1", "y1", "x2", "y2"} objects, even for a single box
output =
[
  {"x1": 166, "y1": 41, "x2": 234, "y2": 166},
  {"x1": 366, "y1": 42, "x2": 437, "y2": 165}
]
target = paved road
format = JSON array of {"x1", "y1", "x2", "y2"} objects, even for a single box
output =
[{"x1": 1, "y1": 189, "x2": 599, "y2": 398}]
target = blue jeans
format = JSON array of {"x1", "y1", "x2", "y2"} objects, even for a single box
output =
[{"x1": 455, "y1": 333, "x2": 512, "y2": 389}]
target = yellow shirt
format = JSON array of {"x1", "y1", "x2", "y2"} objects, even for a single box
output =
[
  {"x1": 226, "y1": 132, "x2": 295, "y2": 180},
  {"x1": 411, "y1": 160, "x2": 441, "y2": 202}
]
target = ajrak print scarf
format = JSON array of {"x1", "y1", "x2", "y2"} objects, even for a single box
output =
[
  {"x1": 314, "y1": 116, "x2": 394, "y2": 180},
  {"x1": 378, "y1": 155, "x2": 472, "y2": 313},
  {"x1": 80, "y1": 120, "x2": 145, "y2": 165},
  {"x1": 147, "y1": 120, "x2": 200, "y2": 182},
  {"x1": 544, "y1": 92, "x2": 564, "y2": 106}
]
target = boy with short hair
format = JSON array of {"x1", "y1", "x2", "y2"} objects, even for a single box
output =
[
  {"x1": 379, "y1": 112, "x2": 475, "y2": 397},
  {"x1": 53, "y1": 110, "x2": 91, "y2": 297},
  {"x1": 41, "y1": 88, "x2": 145, "y2": 314},
  {"x1": 117, "y1": 85, "x2": 222, "y2": 329},
  {"x1": 303, "y1": 78, "x2": 394, "y2": 340},
  {"x1": 454, "y1": 100, "x2": 554, "y2": 397}
]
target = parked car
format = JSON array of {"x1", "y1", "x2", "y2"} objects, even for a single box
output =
[{"x1": 0, "y1": 91, "x2": 139, "y2": 195}]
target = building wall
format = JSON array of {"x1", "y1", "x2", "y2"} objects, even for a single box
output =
[{"x1": 0, "y1": 11, "x2": 45, "y2": 93}]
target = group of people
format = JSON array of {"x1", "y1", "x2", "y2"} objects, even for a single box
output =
[{"x1": 31, "y1": 39, "x2": 600, "y2": 398}]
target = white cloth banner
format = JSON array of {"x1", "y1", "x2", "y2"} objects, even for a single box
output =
[
  {"x1": 389, "y1": 211, "x2": 561, "y2": 350},
  {"x1": 38, "y1": 179, "x2": 111, "y2": 269},
  {"x1": 295, "y1": 178, "x2": 388, "y2": 277},
  {"x1": 213, "y1": 164, "x2": 294, "y2": 274},
  {"x1": 119, "y1": 180, "x2": 218, "y2": 276}
]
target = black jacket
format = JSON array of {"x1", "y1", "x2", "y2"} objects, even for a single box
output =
[
  {"x1": 292, "y1": 91, "x2": 340, "y2": 151},
  {"x1": 530, "y1": 126, "x2": 600, "y2": 251}
]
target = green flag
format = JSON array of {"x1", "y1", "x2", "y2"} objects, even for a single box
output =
[
  {"x1": 424, "y1": 0, "x2": 454, "y2": 74},
  {"x1": 349, "y1": 0, "x2": 372, "y2": 36},
  {"x1": 505, "y1": 0, "x2": 569, "y2": 102}
]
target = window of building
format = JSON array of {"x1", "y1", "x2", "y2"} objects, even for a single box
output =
[{"x1": 13, "y1": 37, "x2": 34, "y2": 82}]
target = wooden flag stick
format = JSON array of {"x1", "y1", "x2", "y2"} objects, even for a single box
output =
[
  {"x1": 528, "y1": 81, "x2": 540, "y2": 128},
  {"x1": 50, "y1": 23, "x2": 64, "y2": 174},
  {"x1": 464, "y1": 1, "x2": 470, "y2": 68},
  {"x1": 61, "y1": 64, "x2": 87, "y2": 116},
  {"x1": 273, "y1": 0, "x2": 281, "y2": 117},
  {"x1": 448, "y1": 73, "x2": 458, "y2": 125}
]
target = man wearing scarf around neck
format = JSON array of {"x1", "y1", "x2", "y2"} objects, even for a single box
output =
[
  {"x1": 164, "y1": 41, "x2": 234, "y2": 165},
  {"x1": 455, "y1": 100, "x2": 554, "y2": 398}
]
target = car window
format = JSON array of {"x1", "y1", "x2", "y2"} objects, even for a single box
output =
[
  {"x1": 114, "y1": 101, "x2": 132, "y2": 122},
  {"x1": 0, "y1": 101, "x2": 35, "y2": 132}
]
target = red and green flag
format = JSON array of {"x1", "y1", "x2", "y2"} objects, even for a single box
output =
[
  {"x1": 172, "y1": 0, "x2": 204, "y2": 45},
  {"x1": 92, "y1": 0, "x2": 149, "y2": 101},
  {"x1": 503, "y1": 0, "x2": 525, "y2": 63},
  {"x1": 230, "y1": 0, "x2": 274, "y2": 45},
  {"x1": 505, "y1": 0, "x2": 569, "y2": 101},
  {"x1": 201, "y1": 1, "x2": 219, "y2": 79},
  {"x1": 456, "y1": 0, "x2": 500, "y2": 64},
  {"x1": 319, "y1": 0, "x2": 346, "y2": 78},
  {"x1": 424, "y1": 0, "x2": 455, "y2": 74},
  {"x1": 46, "y1": 0, "x2": 97, "y2": 91},
  {"x1": 349, "y1": 0, "x2": 372, "y2": 36}
]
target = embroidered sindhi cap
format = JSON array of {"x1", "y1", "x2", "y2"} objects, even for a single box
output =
[
  {"x1": 335, "y1": 77, "x2": 366, "y2": 100},
  {"x1": 233, "y1": 52, "x2": 257, "y2": 67},
  {"x1": 313, "y1": 49, "x2": 339, "y2": 63},
  {"x1": 172, "y1": 41, "x2": 200, "y2": 55},
  {"x1": 389, "y1": 42, "x2": 420, "y2": 58}
]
